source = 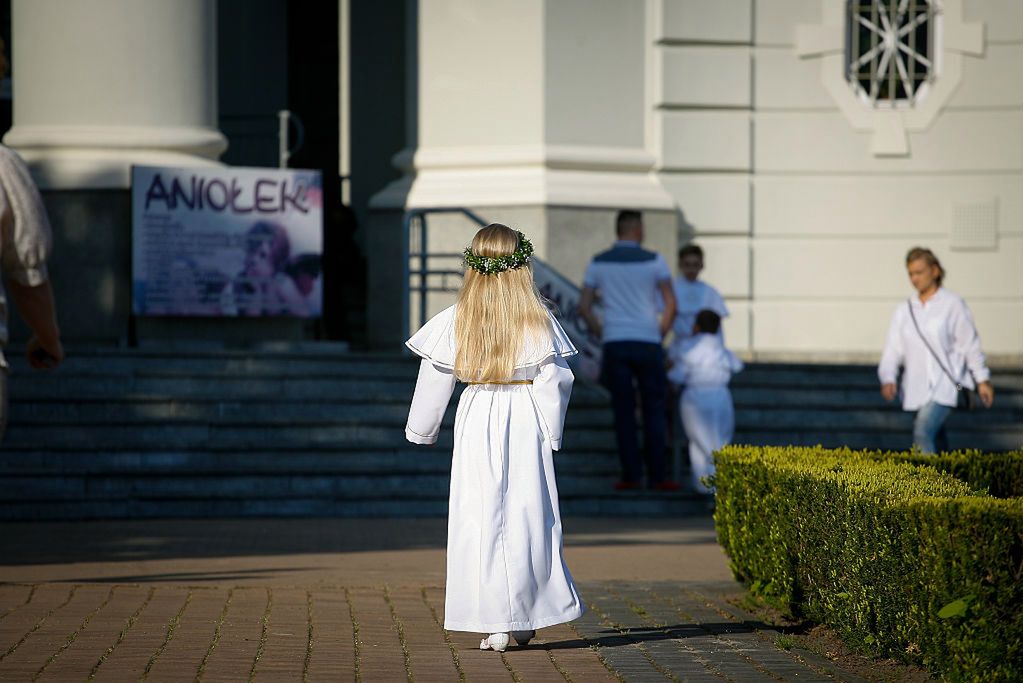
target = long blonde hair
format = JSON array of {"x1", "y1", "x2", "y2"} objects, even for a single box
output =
[{"x1": 455, "y1": 224, "x2": 551, "y2": 382}]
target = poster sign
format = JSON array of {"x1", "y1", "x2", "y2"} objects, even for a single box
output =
[
  {"x1": 533, "y1": 259, "x2": 603, "y2": 382},
  {"x1": 131, "y1": 165, "x2": 323, "y2": 317}
]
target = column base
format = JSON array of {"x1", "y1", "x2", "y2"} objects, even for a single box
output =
[{"x1": 4, "y1": 124, "x2": 228, "y2": 189}]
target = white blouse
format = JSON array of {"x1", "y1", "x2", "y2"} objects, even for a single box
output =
[
  {"x1": 671, "y1": 277, "x2": 729, "y2": 341},
  {"x1": 878, "y1": 288, "x2": 990, "y2": 411},
  {"x1": 404, "y1": 305, "x2": 578, "y2": 450}
]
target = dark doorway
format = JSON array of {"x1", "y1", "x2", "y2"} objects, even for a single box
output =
[{"x1": 218, "y1": 0, "x2": 365, "y2": 345}]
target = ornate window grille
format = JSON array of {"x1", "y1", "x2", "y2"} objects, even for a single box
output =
[{"x1": 845, "y1": 0, "x2": 942, "y2": 108}]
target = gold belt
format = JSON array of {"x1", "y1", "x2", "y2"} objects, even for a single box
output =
[{"x1": 466, "y1": 380, "x2": 533, "y2": 385}]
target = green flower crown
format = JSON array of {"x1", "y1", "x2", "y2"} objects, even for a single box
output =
[{"x1": 463, "y1": 232, "x2": 534, "y2": 275}]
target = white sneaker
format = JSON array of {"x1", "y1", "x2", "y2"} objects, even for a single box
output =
[
  {"x1": 479, "y1": 633, "x2": 510, "y2": 652},
  {"x1": 511, "y1": 630, "x2": 535, "y2": 646}
]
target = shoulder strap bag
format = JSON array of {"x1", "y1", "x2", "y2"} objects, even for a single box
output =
[{"x1": 906, "y1": 301, "x2": 978, "y2": 411}]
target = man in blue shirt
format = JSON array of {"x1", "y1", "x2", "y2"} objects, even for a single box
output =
[{"x1": 579, "y1": 210, "x2": 678, "y2": 490}]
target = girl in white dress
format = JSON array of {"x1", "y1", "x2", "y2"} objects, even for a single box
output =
[{"x1": 404, "y1": 223, "x2": 585, "y2": 652}]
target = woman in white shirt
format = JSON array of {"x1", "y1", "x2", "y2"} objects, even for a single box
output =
[{"x1": 878, "y1": 247, "x2": 994, "y2": 453}]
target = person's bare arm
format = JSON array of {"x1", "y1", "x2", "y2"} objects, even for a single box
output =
[
  {"x1": 5, "y1": 278, "x2": 63, "y2": 368},
  {"x1": 578, "y1": 286, "x2": 602, "y2": 340},
  {"x1": 656, "y1": 279, "x2": 676, "y2": 338}
]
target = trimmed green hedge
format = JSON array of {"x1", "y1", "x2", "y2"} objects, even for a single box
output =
[
  {"x1": 870, "y1": 450, "x2": 1023, "y2": 499},
  {"x1": 714, "y1": 446, "x2": 1023, "y2": 681}
]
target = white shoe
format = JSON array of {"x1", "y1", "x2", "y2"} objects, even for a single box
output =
[
  {"x1": 480, "y1": 633, "x2": 510, "y2": 652},
  {"x1": 511, "y1": 630, "x2": 535, "y2": 646}
]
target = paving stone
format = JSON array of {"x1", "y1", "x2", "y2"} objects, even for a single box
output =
[
  {"x1": 570, "y1": 598, "x2": 672, "y2": 681},
  {"x1": 144, "y1": 587, "x2": 227, "y2": 682},
  {"x1": 40, "y1": 584, "x2": 154, "y2": 682},
  {"x1": 424, "y1": 586, "x2": 517, "y2": 682},
  {"x1": 305, "y1": 589, "x2": 355, "y2": 680},
  {"x1": 0, "y1": 580, "x2": 872, "y2": 682},
  {"x1": 384, "y1": 586, "x2": 462, "y2": 682},
  {"x1": 252, "y1": 588, "x2": 308, "y2": 681},
  {"x1": 0, "y1": 584, "x2": 112, "y2": 679},
  {"x1": 347, "y1": 586, "x2": 409, "y2": 681},
  {"x1": 535, "y1": 622, "x2": 620, "y2": 682},
  {"x1": 196, "y1": 586, "x2": 268, "y2": 682}
]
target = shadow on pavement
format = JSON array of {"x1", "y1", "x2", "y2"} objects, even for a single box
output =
[{"x1": 0, "y1": 515, "x2": 716, "y2": 567}]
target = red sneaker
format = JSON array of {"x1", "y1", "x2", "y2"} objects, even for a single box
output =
[
  {"x1": 613, "y1": 480, "x2": 642, "y2": 491},
  {"x1": 651, "y1": 480, "x2": 681, "y2": 491}
]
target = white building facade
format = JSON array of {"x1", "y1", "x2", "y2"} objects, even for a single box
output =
[
  {"x1": 375, "y1": 0, "x2": 1022, "y2": 359},
  {"x1": 6, "y1": 0, "x2": 1021, "y2": 359},
  {"x1": 649, "y1": 0, "x2": 1022, "y2": 359}
]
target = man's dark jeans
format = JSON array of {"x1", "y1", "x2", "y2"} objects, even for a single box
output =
[{"x1": 601, "y1": 341, "x2": 668, "y2": 484}]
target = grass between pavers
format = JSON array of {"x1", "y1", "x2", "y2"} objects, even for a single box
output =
[
  {"x1": 499, "y1": 649, "x2": 524, "y2": 682},
  {"x1": 139, "y1": 589, "x2": 192, "y2": 682},
  {"x1": 344, "y1": 587, "x2": 361, "y2": 682},
  {"x1": 419, "y1": 587, "x2": 466, "y2": 682},
  {"x1": 382, "y1": 585, "x2": 414, "y2": 682},
  {"x1": 35, "y1": 585, "x2": 117, "y2": 680},
  {"x1": 583, "y1": 595, "x2": 684, "y2": 682},
  {"x1": 248, "y1": 587, "x2": 272, "y2": 683},
  {"x1": 195, "y1": 586, "x2": 234, "y2": 681},
  {"x1": 86, "y1": 584, "x2": 153, "y2": 678},
  {"x1": 564, "y1": 621, "x2": 626, "y2": 683},
  {"x1": 541, "y1": 644, "x2": 573, "y2": 682},
  {"x1": 0, "y1": 585, "x2": 37, "y2": 622},
  {"x1": 302, "y1": 590, "x2": 313, "y2": 683},
  {"x1": 0, "y1": 585, "x2": 77, "y2": 662}
]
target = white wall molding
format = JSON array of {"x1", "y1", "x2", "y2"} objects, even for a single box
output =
[{"x1": 370, "y1": 156, "x2": 674, "y2": 210}]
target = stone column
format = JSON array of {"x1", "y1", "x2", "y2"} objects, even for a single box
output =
[
  {"x1": 366, "y1": 0, "x2": 676, "y2": 349},
  {"x1": 4, "y1": 0, "x2": 226, "y2": 342}
]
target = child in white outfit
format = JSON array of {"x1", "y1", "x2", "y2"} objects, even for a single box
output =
[
  {"x1": 670, "y1": 244, "x2": 729, "y2": 360},
  {"x1": 404, "y1": 223, "x2": 584, "y2": 653},
  {"x1": 668, "y1": 310, "x2": 743, "y2": 494}
]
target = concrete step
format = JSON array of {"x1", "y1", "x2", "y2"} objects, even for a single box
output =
[
  {"x1": 6, "y1": 348, "x2": 406, "y2": 375},
  {"x1": 3, "y1": 347, "x2": 1020, "y2": 520},
  {"x1": 0, "y1": 449, "x2": 623, "y2": 477},
  {"x1": 5, "y1": 397, "x2": 613, "y2": 425},
  {"x1": 0, "y1": 423, "x2": 628, "y2": 451},
  {"x1": 0, "y1": 470, "x2": 682, "y2": 501},
  {"x1": 7, "y1": 397, "x2": 1021, "y2": 429},
  {"x1": 3, "y1": 408, "x2": 1014, "y2": 449},
  {"x1": 0, "y1": 493, "x2": 707, "y2": 520},
  {"x1": 11, "y1": 350, "x2": 1022, "y2": 385},
  {"x1": 14, "y1": 373, "x2": 1023, "y2": 409}
]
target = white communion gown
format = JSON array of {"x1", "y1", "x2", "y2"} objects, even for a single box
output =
[
  {"x1": 404, "y1": 305, "x2": 586, "y2": 633},
  {"x1": 668, "y1": 334, "x2": 744, "y2": 494}
]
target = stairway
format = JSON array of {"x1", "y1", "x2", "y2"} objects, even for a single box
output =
[{"x1": 1, "y1": 348, "x2": 1021, "y2": 520}]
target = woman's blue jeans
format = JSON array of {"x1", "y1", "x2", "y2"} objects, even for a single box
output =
[{"x1": 913, "y1": 400, "x2": 953, "y2": 454}]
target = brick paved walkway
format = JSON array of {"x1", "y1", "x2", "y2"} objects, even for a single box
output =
[
  {"x1": 0, "y1": 518, "x2": 870, "y2": 681},
  {"x1": 0, "y1": 580, "x2": 864, "y2": 681}
]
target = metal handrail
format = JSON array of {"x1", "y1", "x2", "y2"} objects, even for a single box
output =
[
  {"x1": 399, "y1": 207, "x2": 603, "y2": 385},
  {"x1": 401, "y1": 207, "x2": 489, "y2": 340}
]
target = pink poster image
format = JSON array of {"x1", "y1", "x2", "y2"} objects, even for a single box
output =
[{"x1": 131, "y1": 165, "x2": 324, "y2": 318}]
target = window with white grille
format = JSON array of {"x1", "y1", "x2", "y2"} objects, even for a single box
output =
[{"x1": 845, "y1": 0, "x2": 942, "y2": 108}]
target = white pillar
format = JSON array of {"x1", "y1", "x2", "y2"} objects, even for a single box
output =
[
  {"x1": 4, "y1": 0, "x2": 227, "y2": 189},
  {"x1": 370, "y1": 0, "x2": 674, "y2": 217},
  {"x1": 364, "y1": 0, "x2": 677, "y2": 349}
]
